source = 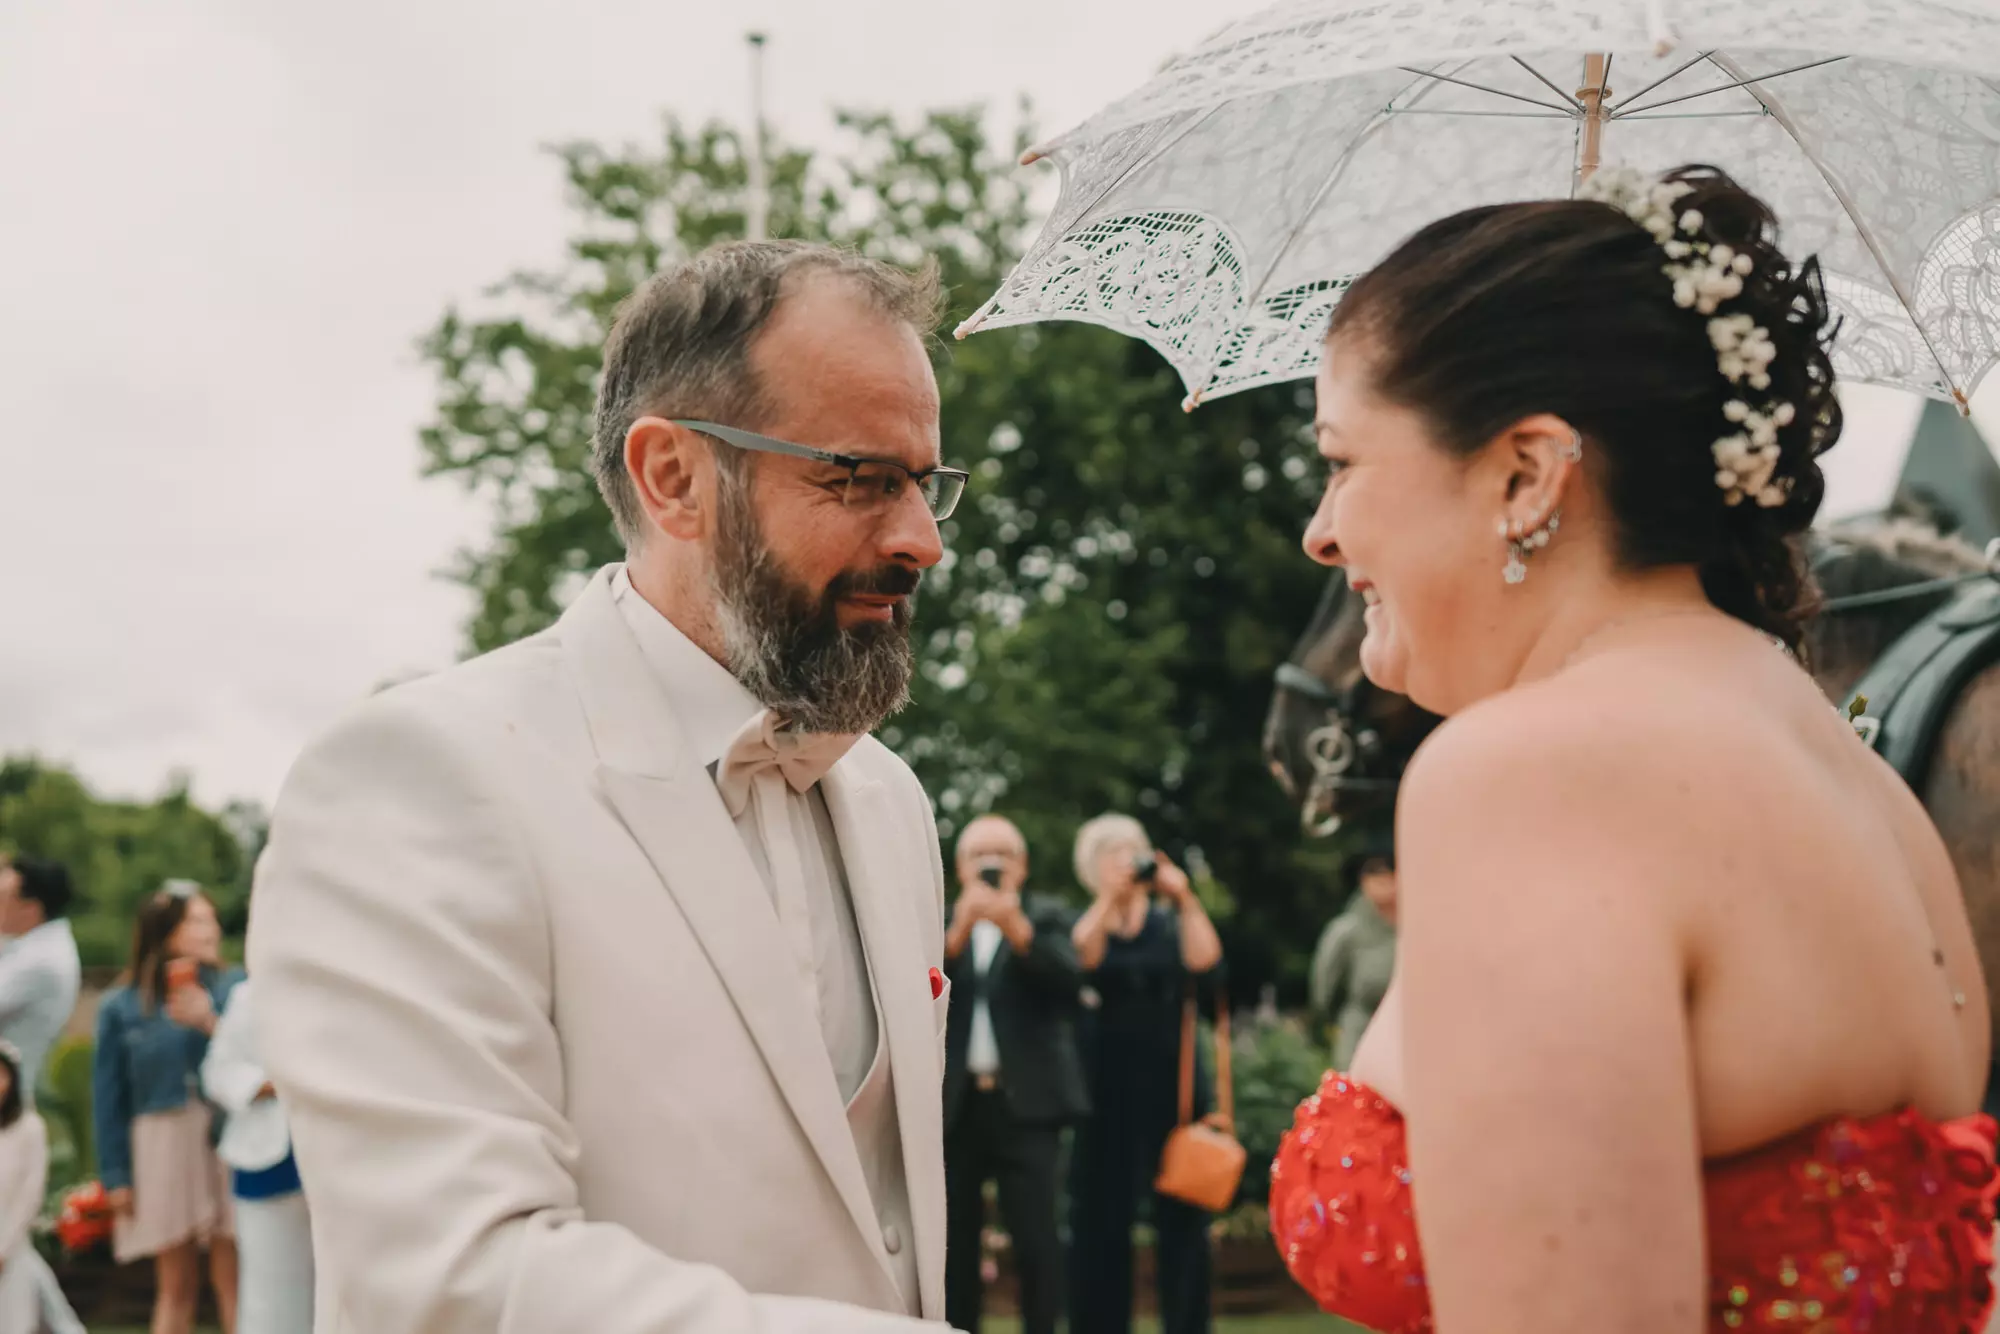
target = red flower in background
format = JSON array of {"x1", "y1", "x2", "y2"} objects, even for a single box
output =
[{"x1": 54, "y1": 1180, "x2": 114, "y2": 1254}]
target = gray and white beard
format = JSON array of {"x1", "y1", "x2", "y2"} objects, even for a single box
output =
[{"x1": 709, "y1": 483, "x2": 918, "y2": 736}]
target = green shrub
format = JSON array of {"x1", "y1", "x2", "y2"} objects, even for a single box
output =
[
  {"x1": 38, "y1": 1034, "x2": 94, "y2": 1185},
  {"x1": 1230, "y1": 1017, "x2": 1329, "y2": 1208}
]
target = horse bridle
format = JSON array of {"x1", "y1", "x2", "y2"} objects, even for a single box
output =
[
  {"x1": 1272, "y1": 539, "x2": 2000, "y2": 838},
  {"x1": 1272, "y1": 661, "x2": 1404, "y2": 838},
  {"x1": 1813, "y1": 537, "x2": 2000, "y2": 615}
]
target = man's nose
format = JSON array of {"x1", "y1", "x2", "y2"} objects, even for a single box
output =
[{"x1": 878, "y1": 485, "x2": 945, "y2": 570}]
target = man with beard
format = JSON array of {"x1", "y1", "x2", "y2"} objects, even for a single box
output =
[{"x1": 249, "y1": 242, "x2": 964, "y2": 1334}]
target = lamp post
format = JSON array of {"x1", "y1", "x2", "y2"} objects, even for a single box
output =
[{"x1": 745, "y1": 31, "x2": 770, "y2": 241}]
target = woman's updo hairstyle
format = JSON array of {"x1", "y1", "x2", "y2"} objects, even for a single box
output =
[{"x1": 1326, "y1": 163, "x2": 1842, "y2": 653}]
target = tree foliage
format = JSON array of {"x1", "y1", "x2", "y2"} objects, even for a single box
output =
[
  {"x1": 0, "y1": 756, "x2": 259, "y2": 967},
  {"x1": 418, "y1": 106, "x2": 1355, "y2": 995}
]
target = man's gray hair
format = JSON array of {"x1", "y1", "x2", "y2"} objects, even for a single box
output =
[
  {"x1": 955, "y1": 813, "x2": 1027, "y2": 861},
  {"x1": 1073, "y1": 813, "x2": 1151, "y2": 891},
  {"x1": 591, "y1": 240, "x2": 946, "y2": 546}
]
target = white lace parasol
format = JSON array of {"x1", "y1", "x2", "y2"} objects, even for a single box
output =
[{"x1": 956, "y1": 0, "x2": 2000, "y2": 413}]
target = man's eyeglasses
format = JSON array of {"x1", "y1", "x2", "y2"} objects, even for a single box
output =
[{"x1": 672, "y1": 420, "x2": 967, "y2": 521}]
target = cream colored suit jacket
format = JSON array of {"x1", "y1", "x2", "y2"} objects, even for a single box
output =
[{"x1": 248, "y1": 567, "x2": 951, "y2": 1334}]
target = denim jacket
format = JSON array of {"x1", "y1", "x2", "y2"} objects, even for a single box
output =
[{"x1": 92, "y1": 966, "x2": 244, "y2": 1192}]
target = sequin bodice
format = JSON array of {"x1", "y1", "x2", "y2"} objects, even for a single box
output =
[{"x1": 1271, "y1": 1073, "x2": 2000, "y2": 1333}]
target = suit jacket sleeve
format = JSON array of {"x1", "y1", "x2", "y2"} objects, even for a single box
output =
[
  {"x1": 249, "y1": 697, "x2": 941, "y2": 1334},
  {"x1": 1008, "y1": 899, "x2": 1085, "y2": 1004}
]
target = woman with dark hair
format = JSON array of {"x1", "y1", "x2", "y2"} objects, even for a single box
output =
[
  {"x1": 1270, "y1": 165, "x2": 1997, "y2": 1332},
  {"x1": 94, "y1": 881, "x2": 245, "y2": 1334},
  {"x1": 0, "y1": 1039, "x2": 49, "y2": 1331}
]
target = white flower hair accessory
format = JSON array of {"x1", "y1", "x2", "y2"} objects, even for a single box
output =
[{"x1": 1578, "y1": 166, "x2": 1795, "y2": 509}]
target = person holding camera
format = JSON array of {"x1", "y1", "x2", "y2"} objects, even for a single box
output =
[
  {"x1": 941, "y1": 815, "x2": 1087, "y2": 1334},
  {"x1": 1065, "y1": 813, "x2": 1224, "y2": 1334}
]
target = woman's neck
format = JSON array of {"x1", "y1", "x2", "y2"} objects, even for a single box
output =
[{"x1": 1508, "y1": 564, "x2": 1719, "y2": 691}]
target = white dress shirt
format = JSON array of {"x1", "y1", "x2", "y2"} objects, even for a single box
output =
[
  {"x1": 0, "y1": 919, "x2": 81, "y2": 1105},
  {"x1": 612, "y1": 568, "x2": 880, "y2": 1102},
  {"x1": 965, "y1": 920, "x2": 1005, "y2": 1076}
]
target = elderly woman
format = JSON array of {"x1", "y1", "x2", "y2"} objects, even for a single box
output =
[{"x1": 1065, "y1": 813, "x2": 1224, "y2": 1334}]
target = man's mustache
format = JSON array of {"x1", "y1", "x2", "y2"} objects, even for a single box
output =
[{"x1": 827, "y1": 565, "x2": 922, "y2": 601}]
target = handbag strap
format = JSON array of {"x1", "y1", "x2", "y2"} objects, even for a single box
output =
[{"x1": 1176, "y1": 987, "x2": 1235, "y2": 1132}]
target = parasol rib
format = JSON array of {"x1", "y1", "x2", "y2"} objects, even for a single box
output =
[
  {"x1": 1706, "y1": 52, "x2": 1965, "y2": 408},
  {"x1": 1610, "y1": 50, "x2": 1715, "y2": 112},
  {"x1": 1613, "y1": 55, "x2": 1849, "y2": 118},
  {"x1": 1395, "y1": 66, "x2": 1578, "y2": 115},
  {"x1": 1511, "y1": 57, "x2": 1585, "y2": 110}
]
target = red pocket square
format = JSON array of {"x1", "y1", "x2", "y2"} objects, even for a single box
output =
[{"x1": 929, "y1": 966, "x2": 944, "y2": 1000}]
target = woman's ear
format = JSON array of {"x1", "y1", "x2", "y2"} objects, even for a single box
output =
[{"x1": 1490, "y1": 413, "x2": 1582, "y2": 530}]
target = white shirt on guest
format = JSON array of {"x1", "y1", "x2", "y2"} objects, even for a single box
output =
[
  {"x1": 965, "y1": 920, "x2": 1005, "y2": 1076},
  {"x1": 611, "y1": 567, "x2": 879, "y2": 1102},
  {"x1": 0, "y1": 919, "x2": 81, "y2": 1106}
]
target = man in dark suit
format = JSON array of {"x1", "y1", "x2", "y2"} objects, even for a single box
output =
[{"x1": 942, "y1": 815, "x2": 1088, "y2": 1334}]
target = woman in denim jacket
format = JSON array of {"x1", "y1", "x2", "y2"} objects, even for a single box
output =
[{"x1": 93, "y1": 881, "x2": 245, "y2": 1334}]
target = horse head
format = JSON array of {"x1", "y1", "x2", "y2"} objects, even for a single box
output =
[{"x1": 1262, "y1": 571, "x2": 1442, "y2": 838}]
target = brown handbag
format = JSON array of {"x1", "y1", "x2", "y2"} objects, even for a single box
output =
[{"x1": 1153, "y1": 987, "x2": 1247, "y2": 1212}]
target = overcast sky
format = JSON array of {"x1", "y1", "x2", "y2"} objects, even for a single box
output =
[{"x1": 2, "y1": 1, "x2": 1994, "y2": 810}]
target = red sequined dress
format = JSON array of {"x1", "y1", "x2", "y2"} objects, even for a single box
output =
[{"x1": 1271, "y1": 1073, "x2": 2000, "y2": 1332}]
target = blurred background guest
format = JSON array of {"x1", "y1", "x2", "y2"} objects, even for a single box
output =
[
  {"x1": 0, "y1": 1040, "x2": 49, "y2": 1334},
  {"x1": 1307, "y1": 824, "x2": 1398, "y2": 1073},
  {"x1": 1066, "y1": 813, "x2": 1223, "y2": 1334},
  {"x1": 94, "y1": 881, "x2": 244, "y2": 1334},
  {"x1": 203, "y1": 974, "x2": 312, "y2": 1334},
  {"x1": 0, "y1": 855, "x2": 87, "y2": 1334},
  {"x1": 942, "y1": 815, "x2": 1088, "y2": 1334}
]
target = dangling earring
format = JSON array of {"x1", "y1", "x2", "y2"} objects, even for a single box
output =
[
  {"x1": 1499, "y1": 428, "x2": 1582, "y2": 585},
  {"x1": 1498, "y1": 509, "x2": 1562, "y2": 585}
]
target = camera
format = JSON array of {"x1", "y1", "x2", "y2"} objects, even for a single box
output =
[
  {"x1": 977, "y1": 863, "x2": 1006, "y2": 889},
  {"x1": 1132, "y1": 853, "x2": 1158, "y2": 883}
]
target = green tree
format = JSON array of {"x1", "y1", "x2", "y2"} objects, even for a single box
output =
[
  {"x1": 419, "y1": 107, "x2": 1352, "y2": 995},
  {"x1": 0, "y1": 756, "x2": 256, "y2": 967}
]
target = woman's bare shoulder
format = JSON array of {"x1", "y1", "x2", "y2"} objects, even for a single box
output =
[
  {"x1": 1406, "y1": 663, "x2": 1739, "y2": 804},
  {"x1": 1397, "y1": 661, "x2": 1782, "y2": 905}
]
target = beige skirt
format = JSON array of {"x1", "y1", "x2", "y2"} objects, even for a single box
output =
[{"x1": 113, "y1": 1102, "x2": 235, "y2": 1263}]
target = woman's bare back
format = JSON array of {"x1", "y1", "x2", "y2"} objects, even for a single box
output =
[{"x1": 1352, "y1": 616, "x2": 1989, "y2": 1156}]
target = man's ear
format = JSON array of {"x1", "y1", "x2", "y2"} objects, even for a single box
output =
[{"x1": 626, "y1": 417, "x2": 711, "y2": 541}]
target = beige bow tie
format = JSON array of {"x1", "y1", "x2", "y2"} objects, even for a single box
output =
[
  {"x1": 713, "y1": 710, "x2": 859, "y2": 1023},
  {"x1": 714, "y1": 710, "x2": 859, "y2": 817}
]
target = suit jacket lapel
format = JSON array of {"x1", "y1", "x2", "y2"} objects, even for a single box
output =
[
  {"x1": 556, "y1": 568, "x2": 900, "y2": 1297},
  {"x1": 822, "y1": 765, "x2": 946, "y2": 1318}
]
